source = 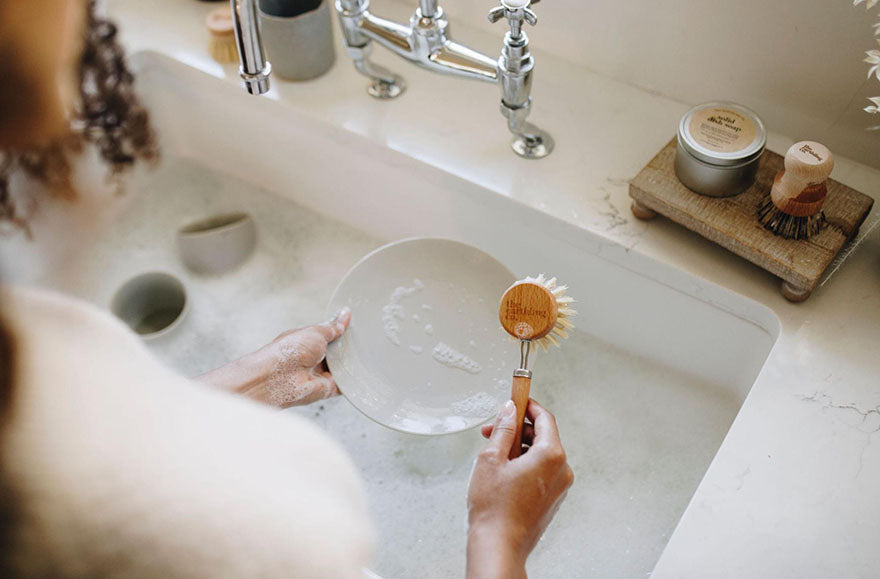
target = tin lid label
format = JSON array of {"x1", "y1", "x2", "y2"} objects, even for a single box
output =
[{"x1": 688, "y1": 106, "x2": 757, "y2": 154}]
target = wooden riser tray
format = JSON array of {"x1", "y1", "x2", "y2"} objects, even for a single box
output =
[{"x1": 629, "y1": 138, "x2": 874, "y2": 302}]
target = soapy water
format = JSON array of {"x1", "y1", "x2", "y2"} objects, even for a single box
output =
[
  {"x1": 408, "y1": 345, "x2": 424, "y2": 355},
  {"x1": 423, "y1": 324, "x2": 434, "y2": 336},
  {"x1": 266, "y1": 340, "x2": 336, "y2": 406},
  {"x1": 381, "y1": 279, "x2": 424, "y2": 346},
  {"x1": 450, "y1": 391, "x2": 498, "y2": 417},
  {"x1": 431, "y1": 342, "x2": 482, "y2": 374}
]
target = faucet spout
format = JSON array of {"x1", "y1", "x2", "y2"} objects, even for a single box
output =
[
  {"x1": 230, "y1": 0, "x2": 272, "y2": 94},
  {"x1": 427, "y1": 41, "x2": 497, "y2": 82}
]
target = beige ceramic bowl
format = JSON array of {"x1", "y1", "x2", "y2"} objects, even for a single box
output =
[{"x1": 177, "y1": 212, "x2": 257, "y2": 275}]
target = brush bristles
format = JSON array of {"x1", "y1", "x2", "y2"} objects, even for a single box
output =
[
  {"x1": 757, "y1": 196, "x2": 826, "y2": 240},
  {"x1": 209, "y1": 35, "x2": 239, "y2": 64},
  {"x1": 523, "y1": 274, "x2": 577, "y2": 352}
]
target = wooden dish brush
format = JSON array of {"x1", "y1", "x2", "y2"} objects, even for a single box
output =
[
  {"x1": 757, "y1": 141, "x2": 834, "y2": 240},
  {"x1": 498, "y1": 274, "x2": 576, "y2": 459},
  {"x1": 206, "y1": 6, "x2": 238, "y2": 64}
]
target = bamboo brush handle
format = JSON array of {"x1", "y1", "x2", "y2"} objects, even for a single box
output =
[{"x1": 509, "y1": 374, "x2": 531, "y2": 459}]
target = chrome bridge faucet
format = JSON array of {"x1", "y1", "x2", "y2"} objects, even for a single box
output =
[{"x1": 230, "y1": 0, "x2": 553, "y2": 158}]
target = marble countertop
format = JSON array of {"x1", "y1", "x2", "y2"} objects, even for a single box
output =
[{"x1": 108, "y1": 1, "x2": 880, "y2": 576}]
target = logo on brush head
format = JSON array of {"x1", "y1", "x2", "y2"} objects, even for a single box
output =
[
  {"x1": 514, "y1": 322, "x2": 534, "y2": 339},
  {"x1": 504, "y1": 302, "x2": 549, "y2": 318},
  {"x1": 798, "y1": 143, "x2": 824, "y2": 162}
]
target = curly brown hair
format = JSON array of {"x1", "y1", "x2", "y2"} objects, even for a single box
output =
[{"x1": 0, "y1": 0, "x2": 158, "y2": 233}]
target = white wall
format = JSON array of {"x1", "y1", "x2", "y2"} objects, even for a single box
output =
[{"x1": 393, "y1": 0, "x2": 880, "y2": 169}]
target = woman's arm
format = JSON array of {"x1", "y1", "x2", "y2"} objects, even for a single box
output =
[
  {"x1": 195, "y1": 307, "x2": 351, "y2": 408},
  {"x1": 466, "y1": 399, "x2": 575, "y2": 578},
  {"x1": 466, "y1": 522, "x2": 528, "y2": 579}
]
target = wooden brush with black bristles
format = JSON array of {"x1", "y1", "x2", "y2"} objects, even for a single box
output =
[
  {"x1": 757, "y1": 141, "x2": 834, "y2": 240},
  {"x1": 498, "y1": 274, "x2": 576, "y2": 458}
]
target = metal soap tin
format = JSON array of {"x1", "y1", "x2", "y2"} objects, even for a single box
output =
[{"x1": 674, "y1": 101, "x2": 766, "y2": 198}]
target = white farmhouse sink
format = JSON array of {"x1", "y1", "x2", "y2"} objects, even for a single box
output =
[{"x1": 10, "y1": 52, "x2": 781, "y2": 578}]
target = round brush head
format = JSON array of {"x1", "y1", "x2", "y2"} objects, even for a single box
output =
[{"x1": 499, "y1": 274, "x2": 576, "y2": 351}]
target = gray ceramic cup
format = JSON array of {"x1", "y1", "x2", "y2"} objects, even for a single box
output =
[
  {"x1": 111, "y1": 272, "x2": 188, "y2": 340},
  {"x1": 258, "y1": 0, "x2": 335, "y2": 81}
]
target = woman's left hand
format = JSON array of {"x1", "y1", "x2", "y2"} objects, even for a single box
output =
[{"x1": 196, "y1": 307, "x2": 351, "y2": 408}]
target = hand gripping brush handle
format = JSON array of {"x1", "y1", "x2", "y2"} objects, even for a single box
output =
[{"x1": 498, "y1": 275, "x2": 575, "y2": 459}]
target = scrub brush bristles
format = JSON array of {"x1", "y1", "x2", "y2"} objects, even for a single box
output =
[
  {"x1": 757, "y1": 197, "x2": 826, "y2": 240},
  {"x1": 522, "y1": 274, "x2": 577, "y2": 351},
  {"x1": 757, "y1": 141, "x2": 834, "y2": 241}
]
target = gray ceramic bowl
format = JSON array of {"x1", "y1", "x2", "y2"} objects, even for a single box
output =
[{"x1": 111, "y1": 272, "x2": 188, "y2": 340}]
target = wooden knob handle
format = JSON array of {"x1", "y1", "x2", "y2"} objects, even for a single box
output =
[
  {"x1": 784, "y1": 141, "x2": 834, "y2": 181},
  {"x1": 509, "y1": 374, "x2": 531, "y2": 459},
  {"x1": 770, "y1": 141, "x2": 834, "y2": 217},
  {"x1": 206, "y1": 7, "x2": 234, "y2": 36}
]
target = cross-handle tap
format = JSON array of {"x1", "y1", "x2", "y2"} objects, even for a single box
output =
[
  {"x1": 489, "y1": 0, "x2": 553, "y2": 159},
  {"x1": 230, "y1": 0, "x2": 554, "y2": 159},
  {"x1": 488, "y1": 0, "x2": 537, "y2": 39}
]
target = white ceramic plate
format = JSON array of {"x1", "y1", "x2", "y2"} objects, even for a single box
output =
[{"x1": 326, "y1": 238, "x2": 518, "y2": 435}]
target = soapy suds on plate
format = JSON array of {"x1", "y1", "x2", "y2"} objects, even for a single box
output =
[
  {"x1": 451, "y1": 392, "x2": 498, "y2": 417},
  {"x1": 431, "y1": 342, "x2": 482, "y2": 374},
  {"x1": 383, "y1": 283, "x2": 488, "y2": 375},
  {"x1": 381, "y1": 279, "x2": 424, "y2": 345}
]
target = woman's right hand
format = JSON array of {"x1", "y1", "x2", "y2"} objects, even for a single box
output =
[{"x1": 466, "y1": 398, "x2": 574, "y2": 579}]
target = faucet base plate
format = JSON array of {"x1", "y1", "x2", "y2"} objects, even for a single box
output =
[
  {"x1": 367, "y1": 78, "x2": 406, "y2": 100},
  {"x1": 511, "y1": 131, "x2": 554, "y2": 159}
]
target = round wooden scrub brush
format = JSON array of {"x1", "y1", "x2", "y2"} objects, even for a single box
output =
[
  {"x1": 206, "y1": 7, "x2": 238, "y2": 64},
  {"x1": 757, "y1": 141, "x2": 834, "y2": 240},
  {"x1": 499, "y1": 274, "x2": 576, "y2": 459}
]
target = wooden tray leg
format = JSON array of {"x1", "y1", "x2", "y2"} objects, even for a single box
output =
[
  {"x1": 631, "y1": 199, "x2": 658, "y2": 221},
  {"x1": 781, "y1": 281, "x2": 812, "y2": 303}
]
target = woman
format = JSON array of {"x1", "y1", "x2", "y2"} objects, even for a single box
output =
[{"x1": 0, "y1": 1, "x2": 574, "y2": 578}]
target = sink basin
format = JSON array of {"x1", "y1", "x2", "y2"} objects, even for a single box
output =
[{"x1": 7, "y1": 52, "x2": 781, "y2": 578}]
